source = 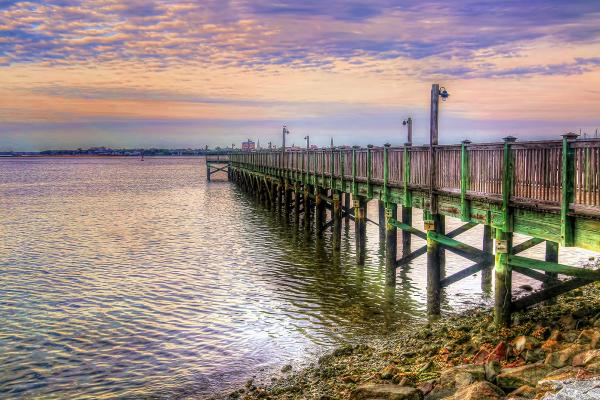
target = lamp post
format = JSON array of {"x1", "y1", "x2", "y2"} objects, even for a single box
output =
[{"x1": 402, "y1": 117, "x2": 413, "y2": 146}]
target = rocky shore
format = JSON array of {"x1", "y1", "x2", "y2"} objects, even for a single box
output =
[{"x1": 226, "y1": 281, "x2": 600, "y2": 400}]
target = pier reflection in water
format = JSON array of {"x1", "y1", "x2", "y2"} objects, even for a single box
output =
[{"x1": 0, "y1": 157, "x2": 595, "y2": 399}]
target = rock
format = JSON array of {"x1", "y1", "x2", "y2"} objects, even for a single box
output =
[
  {"x1": 381, "y1": 364, "x2": 399, "y2": 380},
  {"x1": 508, "y1": 384, "x2": 536, "y2": 399},
  {"x1": 484, "y1": 360, "x2": 500, "y2": 383},
  {"x1": 447, "y1": 381, "x2": 505, "y2": 400},
  {"x1": 559, "y1": 314, "x2": 577, "y2": 330},
  {"x1": 536, "y1": 366, "x2": 590, "y2": 392},
  {"x1": 523, "y1": 348, "x2": 545, "y2": 363},
  {"x1": 541, "y1": 339, "x2": 560, "y2": 353},
  {"x1": 512, "y1": 336, "x2": 539, "y2": 354},
  {"x1": 487, "y1": 341, "x2": 507, "y2": 362},
  {"x1": 542, "y1": 378, "x2": 600, "y2": 400},
  {"x1": 417, "y1": 380, "x2": 435, "y2": 396},
  {"x1": 548, "y1": 329, "x2": 562, "y2": 341},
  {"x1": 417, "y1": 361, "x2": 434, "y2": 374},
  {"x1": 351, "y1": 383, "x2": 424, "y2": 400},
  {"x1": 496, "y1": 362, "x2": 554, "y2": 390},
  {"x1": 545, "y1": 344, "x2": 588, "y2": 368},
  {"x1": 577, "y1": 328, "x2": 600, "y2": 349},
  {"x1": 281, "y1": 364, "x2": 292, "y2": 373},
  {"x1": 573, "y1": 349, "x2": 600, "y2": 368},
  {"x1": 585, "y1": 361, "x2": 600, "y2": 373},
  {"x1": 332, "y1": 344, "x2": 354, "y2": 357},
  {"x1": 439, "y1": 365, "x2": 485, "y2": 389}
]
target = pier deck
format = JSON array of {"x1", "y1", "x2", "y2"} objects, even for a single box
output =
[{"x1": 222, "y1": 85, "x2": 600, "y2": 326}]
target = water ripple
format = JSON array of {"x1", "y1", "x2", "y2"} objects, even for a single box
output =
[{"x1": 1, "y1": 157, "x2": 597, "y2": 399}]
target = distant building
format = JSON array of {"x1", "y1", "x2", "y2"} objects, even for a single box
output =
[{"x1": 242, "y1": 140, "x2": 256, "y2": 151}]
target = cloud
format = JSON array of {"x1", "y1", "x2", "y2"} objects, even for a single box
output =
[{"x1": 1, "y1": 0, "x2": 599, "y2": 69}]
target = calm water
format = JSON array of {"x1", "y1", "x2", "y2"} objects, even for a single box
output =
[{"x1": 1, "y1": 157, "x2": 596, "y2": 399}]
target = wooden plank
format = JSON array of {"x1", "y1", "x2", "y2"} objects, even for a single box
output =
[
  {"x1": 396, "y1": 245, "x2": 427, "y2": 267},
  {"x1": 508, "y1": 255, "x2": 600, "y2": 279},
  {"x1": 388, "y1": 218, "x2": 427, "y2": 240},
  {"x1": 512, "y1": 237, "x2": 545, "y2": 254},
  {"x1": 512, "y1": 278, "x2": 594, "y2": 312},
  {"x1": 428, "y1": 231, "x2": 493, "y2": 263},
  {"x1": 512, "y1": 266, "x2": 550, "y2": 282}
]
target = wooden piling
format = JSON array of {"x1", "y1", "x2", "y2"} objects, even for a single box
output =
[
  {"x1": 402, "y1": 143, "x2": 412, "y2": 254},
  {"x1": 401, "y1": 206, "x2": 412, "y2": 254},
  {"x1": 344, "y1": 193, "x2": 351, "y2": 224},
  {"x1": 482, "y1": 225, "x2": 493, "y2": 290},
  {"x1": 495, "y1": 136, "x2": 517, "y2": 326},
  {"x1": 427, "y1": 83, "x2": 442, "y2": 317},
  {"x1": 333, "y1": 191, "x2": 342, "y2": 251},
  {"x1": 285, "y1": 181, "x2": 292, "y2": 214},
  {"x1": 304, "y1": 185, "x2": 312, "y2": 230},
  {"x1": 355, "y1": 196, "x2": 367, "y2": 264},
  {"x1": 544, "y1": 241, "x2": 559, "y2": 304},
  {"x1": 378, "y1": 200, "x2": 386, "y2": 241},
  {"x1": 495, "y1": 230, "x2": 513, "y2": 326},
  {"x1": 294, "y1": 184, "x2": 301, "y2": 225},
  {"x1": 385, "y1": 203, "x2": 398, "y2": 285},
  {"x1": 316, "y1": 187, "x2": 325, "y2": 234},
  {"x1": 426, "y1": 212, "x2": 441, "y2": 316}
]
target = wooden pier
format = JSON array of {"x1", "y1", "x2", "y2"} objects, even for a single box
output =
[
  {"x1": 219, "y1": 85, "x2": 600, "y2": 326},
  {"x1": 206, "y1": 154, "x2": 231, "y2": 181}
]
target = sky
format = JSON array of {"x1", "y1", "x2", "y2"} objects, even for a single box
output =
[{"x1": 1, "y1": 0, "x2": 600, "y2": 150}]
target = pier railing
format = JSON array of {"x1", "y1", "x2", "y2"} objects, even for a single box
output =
[
  {"x1": 230, "y1": 138, "x2": 600, "y2": 216},
  {"x1": 206, "y1": 154, "x2": 230, "y2": 162},
  {"x1": 227, "y1": 134, "x2": 600, "y2": 327}
]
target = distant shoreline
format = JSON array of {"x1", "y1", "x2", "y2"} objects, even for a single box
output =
[{"x1": 0, "y1": 155, "x2": 206, "y2": 158}]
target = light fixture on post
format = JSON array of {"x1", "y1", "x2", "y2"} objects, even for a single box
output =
[{"x1": 402, "y1": 117, "x2": 413, "y2": 146}]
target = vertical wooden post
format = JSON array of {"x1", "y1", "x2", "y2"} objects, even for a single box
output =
[
  {"x1": 207, "y1": 163, "x2": 211, "y2": 181},
  {"x1": 495, "y1": 136, "x2": 517, "y2": 326},
  {"x1": 276, "y1": 181, "x2": 282, "y2": 210},
  {"x1": 315, "y1": 187, "x2": 325, "y2": 234},
  {"x1": 352, "y1": 146, "x2": 358, "y2": 198},
  {"x1": 561, "y1": 132, "x2": 578, "y2": 247},
  {"x1": 304, "y1": 185, "x2": 312, "y2": 230},
  {"x1": 426, "y1": 84, "x2": 442, "y2": 316},
  {"x1": 321, "y1": 150, "x2": 325, "y2": 188},
  {"x1": 367, "y1": 144, "x2": 373, "y2": 199},
  {"x1": 294, "y1": 183, "x2": 300, "y2": 225},
  {"x1": 380, "y1": 143, "x2": 391, "y2": 243},
  {"x1": 330, "y1": 148, "x2": 335, "y2": 189},
  {"x1": 426, "y1": 211, "x2": 441, "y2": 316},
  {"x1": 378, "y1": 201, "x2": 386, "y2": 241},
  {"x1": 544, "y1": 241, "x2": 559, "y2": 303},
  {"x1": 402, "y1": 143, "x2": 412, "y2": 254},
  {"x1": 285, "y1": 181, "x2": 292, "y2": 214},
  {"x1": 460, "y1": 140, "x2": 471, "y2": 221},
  {"x1": 482, "y1": 225, "x2": 493, "y2": 290},
  {"x1": 333, "y1": 191, "x2": 342, "y2": 251},
  {"x1": 355, "y1": 196, "x2": 367, "y2": 265},
  {"x1": 344, "y1": 192, "x2": 351, "y2": 224},
  {"x1": 385, "y1": 204, "x2": 398, "y2": 286}
]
